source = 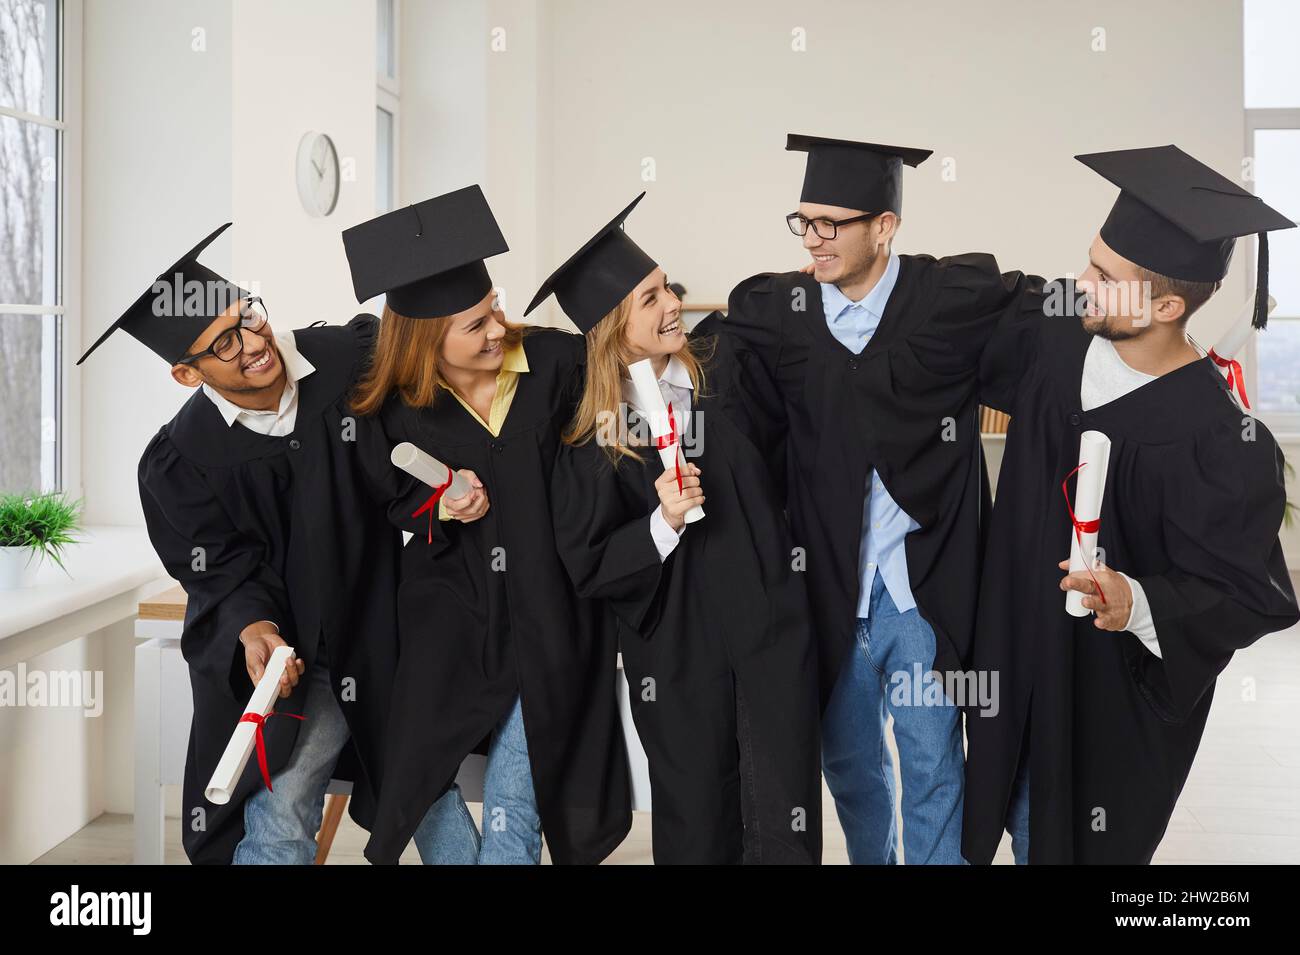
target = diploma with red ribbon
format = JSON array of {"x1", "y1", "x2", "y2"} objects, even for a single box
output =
[
  {"x1": 1207, "y1": 295, "x2": 1275, "y2": 411},
  {"x1": 628, "y1": 358, "x2": 704, "y2": 524},
  {"x1": 391, "y1": 442, "x2": 474, "y2": 542},
  {"x1": 205, "y1": 645, "x2": 300, "y2": 804},
  {"x1": 1064, "y1": 430, "x2": 1111, "y2": 618}
]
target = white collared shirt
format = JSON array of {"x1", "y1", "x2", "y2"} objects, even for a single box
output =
[
  {"x1": 621, "y1": 355, "x2": 695, "y2": 562},
  {"x1": 202, "y1": 331, "x2": 317, "y2": 437}
]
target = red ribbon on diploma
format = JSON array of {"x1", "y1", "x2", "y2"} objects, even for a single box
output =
[
  {"x1": 653, "y1": 402, "x2": 684, "y2": 494},
  {"x1": 239, "y1": 710, "x2": 306, "y2": 792},
  {"x1": 1208, "y1": 348, "x2": 1250, "y2": 410},
  {"x1": 411, "y1": 471, "x2": 455, "y2": 544},
  {"x1": 1061, "y1": 462, "x2": 1107, "y2": 606}
]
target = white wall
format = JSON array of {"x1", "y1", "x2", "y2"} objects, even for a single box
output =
[
  {"x1": 400, "y1": 0, "x2": 559, "y2": 328},
  {"x1": 80, "y1": 0, "x2": 235, "y2": 525},
  {"x1": 230, "y1": 0, "x2": 376, "y2": 330},
  {"x1": 543, "y1": 0, "x2": 1248, "y2": 323}
]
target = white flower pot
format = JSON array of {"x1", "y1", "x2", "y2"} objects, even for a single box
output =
[{"x1": 0, "y1": 546, "x2": 41, "y2": 590}]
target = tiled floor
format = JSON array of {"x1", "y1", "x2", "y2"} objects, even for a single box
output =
[{"x1": 36, "y1": 617, "x2": 1300, "y2": 865}]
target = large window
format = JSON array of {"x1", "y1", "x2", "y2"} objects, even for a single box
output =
[
  {"x1": 376, "y1": 0, "x2": 399, "y2": 214},
  {"x1": 1244, "y1": 0, "x2": 1300, "y2": 428},
  {"x1": 0, "y1": 0, "x2": 64, "y2": 494}
]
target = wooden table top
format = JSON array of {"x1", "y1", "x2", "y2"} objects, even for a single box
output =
[{"x1": 138, "y1": 584, "x2": 187, "y2": 621}]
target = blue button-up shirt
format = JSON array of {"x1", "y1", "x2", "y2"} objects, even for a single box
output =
[{"x1": 821, "y1": 253, "x2": 920, "y2": 618}]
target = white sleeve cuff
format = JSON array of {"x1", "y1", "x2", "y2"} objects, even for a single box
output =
[
  {"x1": 1120, "y1": 572, "x2": 1161, "y2": 659},
  {"x1": 649, "y1": 506, "x2": 683, "y2": 562}
]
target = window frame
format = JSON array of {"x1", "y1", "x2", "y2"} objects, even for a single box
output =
[
  {"x1": 1244, "y1": 109, "x2": 1300, "y2": 436},
  {"x1": 376, "y1": 0, "x2": 400, "y2": 215},
  {"x1": 0, "y1": 0, "x2": 81, "y2": 497}
]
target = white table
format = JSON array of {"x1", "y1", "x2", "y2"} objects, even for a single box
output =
[{"x1": 0, "y1": 525, "x2": 171, "y2": 671}]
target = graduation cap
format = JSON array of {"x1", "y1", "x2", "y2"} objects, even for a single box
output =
[
  {"x1": 76, "y1": 222, "x2": 248, "y2": 366},
  {"x1": 787, "y1": 134, "x2": 933, "y2": 216},
  {"x1": 1077, "y1": 145, "x2": 1296, "y2": 329},
  {"x1": 341, "y1": 184, "x2": 509, "y2": 319},
  {"x1": 524, "y1": 192, "x2": 657, "y2": 333}
]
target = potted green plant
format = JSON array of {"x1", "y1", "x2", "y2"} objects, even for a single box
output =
[{"x1": 0, "y1": 491, "x2": 82, "y2": 590}]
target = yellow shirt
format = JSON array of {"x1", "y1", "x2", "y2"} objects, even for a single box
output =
[{"x1": 438, "y1": 340, "x2": 529, "y2": 519}]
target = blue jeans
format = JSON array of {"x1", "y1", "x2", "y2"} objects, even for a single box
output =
[
  {"x1": 233, "y1": 660, "x2": 488, "y2": 864},
  {"x1": 1007, "y1": 757, "x2": 1030, "y2": 865},
  {"x1": 821, "y1": 574, "x2": 966, "y2": 864},
  {"x1": 412, "y1": 695, "x2": 542, "y2": 865},
  {"x1": 234, "y1": 661, "x2": 351, "y2": 865}
]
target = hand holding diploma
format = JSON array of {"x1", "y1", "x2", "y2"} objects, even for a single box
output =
[
  {"x1": 391, "y1": 441, "x2": 489, "y2": 535},
  {"x1": 1059, "y1": 558, "x2": 1134, "y2": 630},
  {"x1": 205, "y1": 643, "x2": 303, "y2": 804},
  {"x1": 656, "y1": 461, "x2": 705, "y2": 531},
  {"x1": 1062, "y1": 429, "x2": 1111, "y2": 618},
  {"x1": 441, "y1": 470, "x2": 489, "y2": 522},
  {"x1": 628, "y1": 358, "x2": 704, "y2": 524},
  {"x1": 240, "y1": 621, "x2": 303, "y2": 697}
]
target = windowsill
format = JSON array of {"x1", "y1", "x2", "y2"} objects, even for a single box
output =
[{"x1": 0, "y1": 525, "x2": 168, "y2": 643}]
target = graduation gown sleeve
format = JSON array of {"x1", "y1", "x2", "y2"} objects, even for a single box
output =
[
  {"x1": 1133, "y1": 420, "x2": 1299, "y2": 721},
  {"x1": 976, "y1": 276, "x2": 1077, "y2": 414},
  {"x1": 351, "y1": 397, "x2": 455, "y2": 552},
  {"x1": 552, "y1": 443, "x2": 667, "y2": 633},
  {"x1": 703, "y1": 285, "x2": 791, "y2": 497},
  {"x1": 911, "y1": 253, "x2": 1029, "y2": 378},
  {"x1": 138, "y1": 433, "x2": 291, "y2": 699}
]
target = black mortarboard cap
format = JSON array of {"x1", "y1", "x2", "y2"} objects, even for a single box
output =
[
  {"x1": 787, "y1": 134, "x2": 932, "y2": 216},
  {"x1": 77, "y1": 222, "x2": 247, "y2": 366},
  {"x1": 1077, "y1": 145, "x2": 1295, "y2": 328},
  {"x1": 341, "y1": 184, "x2": 508, "y2": 319},
  {"x1": 524, "y1": 192, "x2": 657, "y2": 333}
]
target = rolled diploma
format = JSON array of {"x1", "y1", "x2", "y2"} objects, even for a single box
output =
[
  {"x1": 1210, "y1": 296, "x2": 1266, "y2": 364},
  {"x1": 205, "y1": 645, "x2": 297, "y2": 804},
  {"x1": 628, "y1": 358, "x2": 704, "y2": 524},
  {"x1": 390, "y1": 442, "x2": 473, "y2": 501},
  {"x1": 1066, "y1": 430, "x2": 1112, "y2": 618}
]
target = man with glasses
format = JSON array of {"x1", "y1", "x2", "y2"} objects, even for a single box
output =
[
  {"x1": 711, "y1": 135, "x2": 1027, "y2": 864},
  {"x1": 78, "y1": 223, "x2": 403, "y2": 863}
]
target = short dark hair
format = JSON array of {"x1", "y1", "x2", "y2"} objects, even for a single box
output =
[{"x1": 1135, "y1": 266, "x2": 1220, "y2": 322}]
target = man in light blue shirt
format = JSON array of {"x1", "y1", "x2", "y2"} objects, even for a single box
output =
[
  {"x1": 821, "y1": 255, "x2": 923, "y2": 620},
  {"x1": 795, "y1": 141, "x2": 967, "y2": 865}
]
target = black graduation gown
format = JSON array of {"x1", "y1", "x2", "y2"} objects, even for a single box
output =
[
  {"x1": 964, "y1": 296, "x2": 1300, "y2": 864},
  {"x1": 551, "y1": 344, "x2": 822, "y2": 864},
  {"x1": 137, "y1": 314, "x2": 401, "y2": 864},
  {"x1": 715, "y1": 255, "x2": 1028, "y2": 703},
  {"x1": 355, "y1": 328, "x2": 631, "y2": 865}
]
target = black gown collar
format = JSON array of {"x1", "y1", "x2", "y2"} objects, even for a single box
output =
[
  {"x1": 163, "y1": 323, "x2": 358, "y2": 467},
  {"x1": 805, "y1": 255, "x2": 917, "y2": 359},
  {"x1": 1048, "y1": 318, "x2": 1238, "y2": 445}
]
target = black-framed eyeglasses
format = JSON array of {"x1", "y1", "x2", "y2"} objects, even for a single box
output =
[
  {"x1": 178, "y1": 297, "x2": 270, "y2": 365},
  {"x1": 786, "y1": 211, "x2": 876, "y2": 240}
]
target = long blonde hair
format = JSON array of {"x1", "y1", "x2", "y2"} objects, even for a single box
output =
[
  {"x1": 352, "y1": 303, "x2": 526, "y2": 415},
  {"x1": 563, "y1": 293, "x2": 712, "y2": 466}
]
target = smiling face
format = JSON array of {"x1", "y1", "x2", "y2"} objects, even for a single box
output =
[
  {"x1": 1077, "y1": 235, "x2": 1153, "y2": 341},
  {"x1": 797, "y1": 202, "x2": 895, "y2": 287},
  {"x1": 438, "y1": 289, "x2": 508, "y2": 376},
  {"x1": 621, "y1": 267, "x2": 684, "y2": 363},
  {"x1": 170, "y1": 297, "x2": 284, "y2": 398}
]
